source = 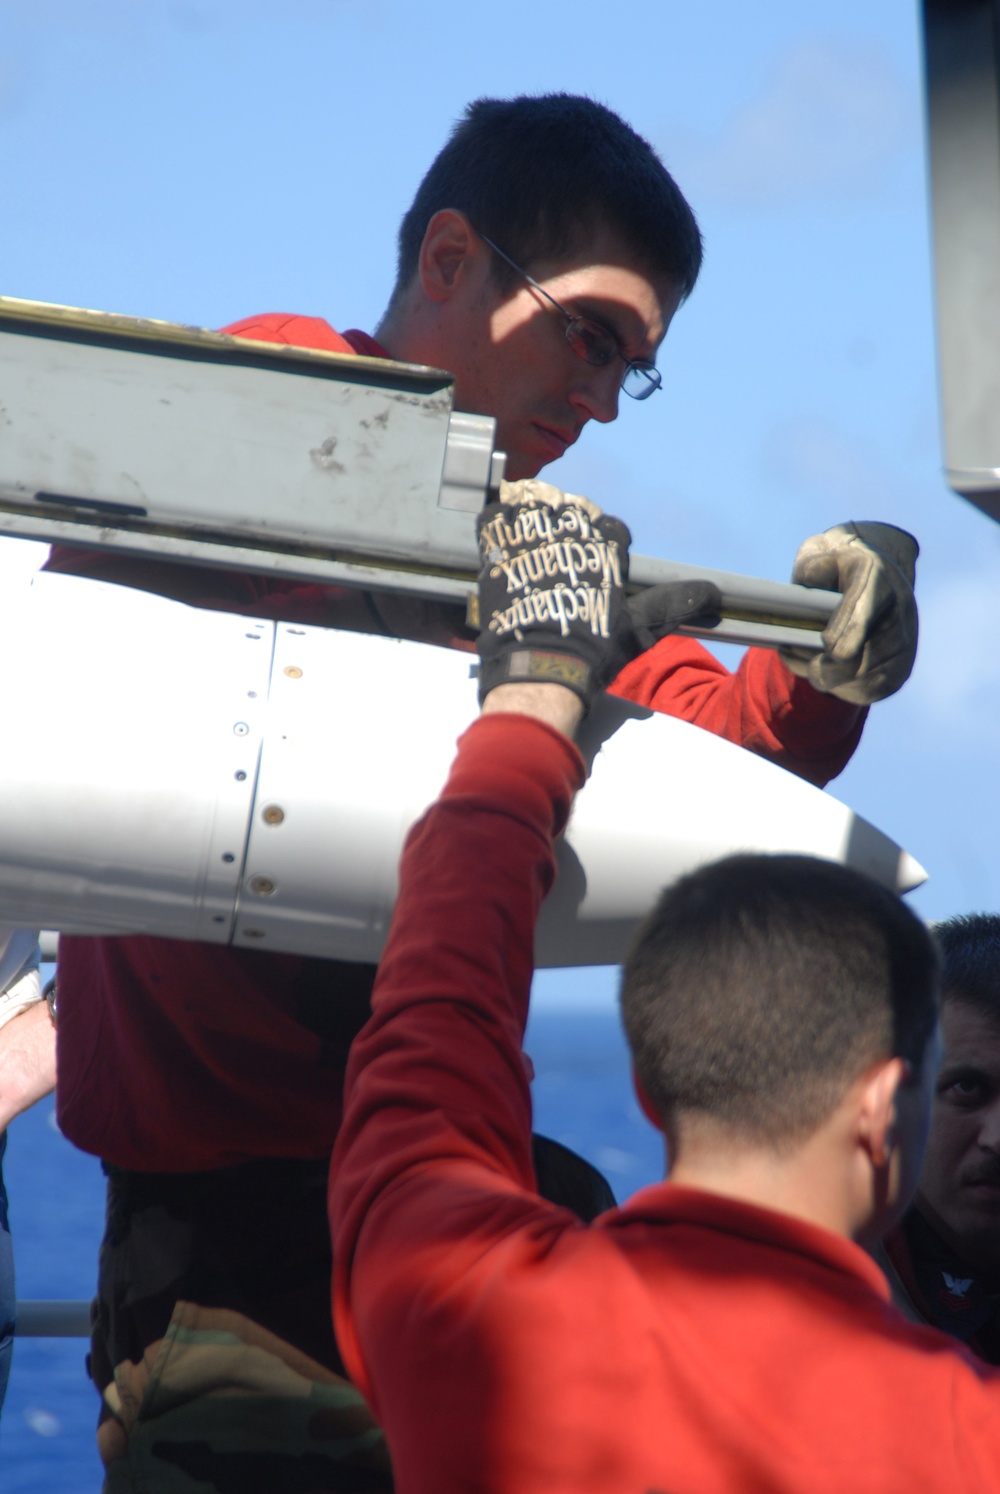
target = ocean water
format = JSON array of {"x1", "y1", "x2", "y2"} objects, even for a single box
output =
[
  {"x1": 0, "y1": 984, "x2": 659, "y2": 1488},
  {"x1": 2, "y1": 1098, "x2": 105, "y2": 1492},
  {"x1": 525, "y1": 989, "x2": 664, "y2": 1200}
]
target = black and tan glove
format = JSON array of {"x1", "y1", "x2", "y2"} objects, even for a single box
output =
[
  {"x1": 779, "y1": 521, "x2": 919, "y2": 705},
  {"x1": 477, "y1": 482, "x2": 722, "y2": 710},
  {"x1": 476, "y1": 493, "x2": 633, "y2": 709}
]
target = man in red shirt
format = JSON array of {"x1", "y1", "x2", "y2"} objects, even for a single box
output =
[
  {"x1": 44, "y1": 94, "x2": 918, "y2": 1489},
  {"x1": 330, "y1": 490, "x2": 999, "y2": 1494}
]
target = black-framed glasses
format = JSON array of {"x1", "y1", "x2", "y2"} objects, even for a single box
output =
[{"x1": 479, "y1": 232, "x2": 662, "y2": 401}]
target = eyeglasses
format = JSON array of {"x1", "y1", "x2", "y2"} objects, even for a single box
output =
[{"x1": 479, "y1": 232, "x2": 662, "y2": 401}]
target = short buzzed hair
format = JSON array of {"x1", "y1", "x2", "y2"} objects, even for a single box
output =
[
  {"x1": 934, "y1": 912, "x2": 1000, "y2": 1025},
  {"x1": 620, "y1": 854, "x2": 940, "y2": 1150},
  {"x1": 393, "y1": 93, "x2": 702, "y2": 302}
]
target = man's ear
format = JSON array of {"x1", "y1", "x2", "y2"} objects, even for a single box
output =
[
  {"x1": 417, "y1": 209, "x2": 482, "y2": 304},
  {"x1": 856, "y1": 1056, "x2": 910, "y2": 1168},
  {"x1": 632, "y1": 1065, "x2": 665, "y2": 1134}
]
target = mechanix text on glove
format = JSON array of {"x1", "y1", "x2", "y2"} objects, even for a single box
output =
[{"x1": 476, "y1": 498, "x2": 633, "y2": 709}]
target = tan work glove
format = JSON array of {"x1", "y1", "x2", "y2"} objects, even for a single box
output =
[{"x1": 779, "y1": 521, "x2": 919, "y2": 705}]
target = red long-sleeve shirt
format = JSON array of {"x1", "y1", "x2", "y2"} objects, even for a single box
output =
[
  {"x1": 330, "y1": 713, "x2": 1000, "y2": 1494},
  {"x1": 49, "y1": 312, "x2": 865, "y2": 1172}
]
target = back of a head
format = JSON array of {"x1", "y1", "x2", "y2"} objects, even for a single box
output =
[
  {"x1": 934, "y1": 912, "x2": 1000, "y2": 1023},
  {"x1": 621, "y1": 854, "x2": 940, "y2": 1150},
  {"x1": 394, "y1": 93, "x2": 702, "y2": 301}
]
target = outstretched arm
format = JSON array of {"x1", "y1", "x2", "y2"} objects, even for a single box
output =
[
  {"x1": 330, "y1": 491, "x2": 643, "y2": 1428},
  {"x1": 480, "y1": 679, "x2": 582, "y2": 735},
  {"x1": 610, "y1": 640, "x2": 866, "y2": 789},
  {"x1": 0, "y1": 1000, "x2": 55, "y2": 1131},
  {"x1": 0, "y1": 942, "x2": 53, "y2": 1131},
  {"x1": 329, "y1": 707, "x2": 586, "y2": 1404}
]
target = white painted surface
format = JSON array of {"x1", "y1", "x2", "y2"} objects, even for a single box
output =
[{"x1": 0, "y1": 572, "x2": 925, "y2": 967}]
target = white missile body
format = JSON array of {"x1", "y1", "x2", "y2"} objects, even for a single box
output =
[{"x1": 0, "y1": 572, "x2": 925, "y2": 968}]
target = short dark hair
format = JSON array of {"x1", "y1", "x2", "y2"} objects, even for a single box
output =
[
  {"x1": 934, "y1": 912, "x2": 1000, "y2": 1025},
  {"x1": 620, "y1": 854, "x2": 940, "y2": 1149},
  {"x1": 394, "y1": 93, "x2": 702, "y2": 302}
]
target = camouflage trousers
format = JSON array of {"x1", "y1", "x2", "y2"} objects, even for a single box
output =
[{"x1": 91, "y1": 1158, "x2": 392, "y2": 1493}]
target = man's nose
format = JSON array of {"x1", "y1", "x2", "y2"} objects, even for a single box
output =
[
  {"x1": 569, "y1": 366, "x2": 621, "y2": 425},
  {"x1": 977, "y1": 1097, "x2": 1000, "y2": 1152}
]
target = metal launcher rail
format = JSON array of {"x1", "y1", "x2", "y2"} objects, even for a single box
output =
[{"x1": 0, "y1": 295, "x2": 839, "y2": 652}]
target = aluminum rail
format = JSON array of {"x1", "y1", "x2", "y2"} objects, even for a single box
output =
[
  {"x1": 627, "y1": 556, "x2": 836, "y2": 651},
  {"x1": 0, "y1": 506, "x2": 839, "y2": 650},
  {"x1": 15, "y1": 1300, "x2": 91, "y2": 1337},
  {"x1": 0, "y1": 294, "x2": 839, "y2": 652}
]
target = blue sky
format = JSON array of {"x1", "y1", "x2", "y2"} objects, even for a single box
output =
[{"x1": 0, "y1": 0, "x2": 997, "y2": 946}]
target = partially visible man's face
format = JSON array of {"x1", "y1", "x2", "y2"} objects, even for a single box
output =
[
  {"x1": 446, "y1": 227, "x2": 681, "y2": 480},
  {"x1": 884, "y1": 1022, "x2": 943, "y2": 1231},
  {"x1": 916, "y1": 999, "x2": 1000, "y2": 1278}
]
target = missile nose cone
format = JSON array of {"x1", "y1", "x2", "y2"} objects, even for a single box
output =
[{"x1": 896, "y1": 850, "x2": 928, "y2": 894}]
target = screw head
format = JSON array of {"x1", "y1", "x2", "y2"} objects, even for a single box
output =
[
  {"x1": 262, "y1": 805, "x2": 285, "y2": 825},
  {"x1": 249, "y1": 875, "x2": 276, "y2": 897},
  {"x1": 283, "y1": 665, "x2": 303, "y2": 679}
]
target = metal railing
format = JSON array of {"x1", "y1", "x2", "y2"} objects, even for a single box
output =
[{"x1": 15, "y1": 1300, "x2": 91, "y2": 1337}]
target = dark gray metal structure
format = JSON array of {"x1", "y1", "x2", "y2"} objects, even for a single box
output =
[{"x1": 923, "y1": 0, "x2": 1000, "y2": 522}]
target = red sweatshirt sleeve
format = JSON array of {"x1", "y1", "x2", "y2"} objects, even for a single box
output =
[
  {"x1": 329, "y1": 713, "x2": 585, "y2": 1411},
  {"x1": 609, "y1": 634, "x2": 866, "y2": 788}
]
